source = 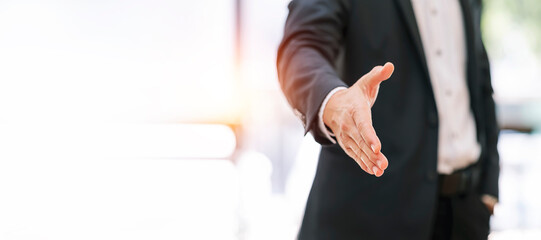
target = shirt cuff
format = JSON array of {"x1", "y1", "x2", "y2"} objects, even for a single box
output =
[{"x1": 317, "y1": 87, "x2": 347, "y2": 144}]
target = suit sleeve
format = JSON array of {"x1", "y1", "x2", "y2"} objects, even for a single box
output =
[
  {"x1": 479, "y1": 43, "x2": 500, "y2": 199},
  {"x1": 474, "y1": 1, "x2": 499, "y2": 199},
  {"x1": 277, "y1": 0, "x2": 349, "y2": 145}
]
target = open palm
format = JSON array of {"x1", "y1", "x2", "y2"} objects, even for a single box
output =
[{"x1": 323, "y1": 62, "x2": 394, "y2": 177}]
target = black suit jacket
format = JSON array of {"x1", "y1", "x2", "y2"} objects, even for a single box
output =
[{"x1": 277, "y1": 0, "x2": 500, "y2": 239}]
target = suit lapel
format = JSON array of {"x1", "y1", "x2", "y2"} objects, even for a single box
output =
[
  {"x1": 458, "y1": 0, "x2": 475, "y2": 87},
  {"x1": 458, "y1": 0, "x2": 485, "y2": 140},
  {"x1": 393, "y1": 0, "x2": 429, "y2": 80}
]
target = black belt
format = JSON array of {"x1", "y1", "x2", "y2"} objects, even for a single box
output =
[{"x1": 438, "y1": 163, "x2": 481, "y2": 197}]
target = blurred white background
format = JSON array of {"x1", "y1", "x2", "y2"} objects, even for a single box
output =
[{"x1": 0, "y1": 0, "x2": 540, "y2": 239}]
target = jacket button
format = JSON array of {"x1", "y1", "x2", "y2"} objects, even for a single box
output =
[{"x1": 427, "y1": 111, "x2": 438, "y2": 128}]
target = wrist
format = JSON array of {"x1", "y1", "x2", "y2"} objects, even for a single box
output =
[
  {"x1": 318, "y1": 87, "x2": 347, "y2": 143},
  {"x1": 322, "y1": 88, "x2": 346, "y2": 129}
]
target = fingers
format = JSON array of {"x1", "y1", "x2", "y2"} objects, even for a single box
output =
[
  {"x1": 343, "y1": 116, "x2": 387, "y2": 172},
  {"x1": 360, "y1": 122, "x2": 382, "y2": 155},
  {"x1": 338, "y1": 126, "x2": 387, "y2": 177},
  {"x1": 346, "y1": 147, "x2": 372, "y2": 174},
  {"x1": 362, "y1": 62, "x2": 395, "y2": 88},
  {"x1": 357, "y1": 133, "x2": 388, "y2": 171},
  {"x1": 339, "y1": 137, "x2": 373, "y2": 175},
  {"x1": 380, "y1": 62, "x2": 395, "y2": 80},
  {"x1": 351, "y1": 107, "x2": 382, "y2": 154},
  {"x1": 356, "y1": 147, "x2": 383, "y2": 177}
]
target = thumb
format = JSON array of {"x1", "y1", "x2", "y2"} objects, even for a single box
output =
[{"x1": 364, "y1": 62, "x2": 395, "y2": 87}]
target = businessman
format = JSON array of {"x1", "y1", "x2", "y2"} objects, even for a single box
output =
[{"x1": 277, "y1": 0, "x2": 499, "y2": 239}]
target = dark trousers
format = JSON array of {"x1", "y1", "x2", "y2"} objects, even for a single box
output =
[{"x1": 431, "y1": 193, "x2": 491, "y2": 240}]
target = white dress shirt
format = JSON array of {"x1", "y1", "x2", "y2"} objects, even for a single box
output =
[{"x1": 318, "y1": 0, "x2": 481, "y2": 174}]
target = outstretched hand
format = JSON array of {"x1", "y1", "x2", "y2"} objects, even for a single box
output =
[{"x1": 323, "y1": 62, "x2": 394, "y2": 177}]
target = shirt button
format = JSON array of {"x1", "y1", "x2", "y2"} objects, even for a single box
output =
[
  {"x1": 431, "y1": 8, "x2": 438, "y2": 16},
  {"x1": 435, "y1": 49, "x2": 442, "y2": 56}
]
